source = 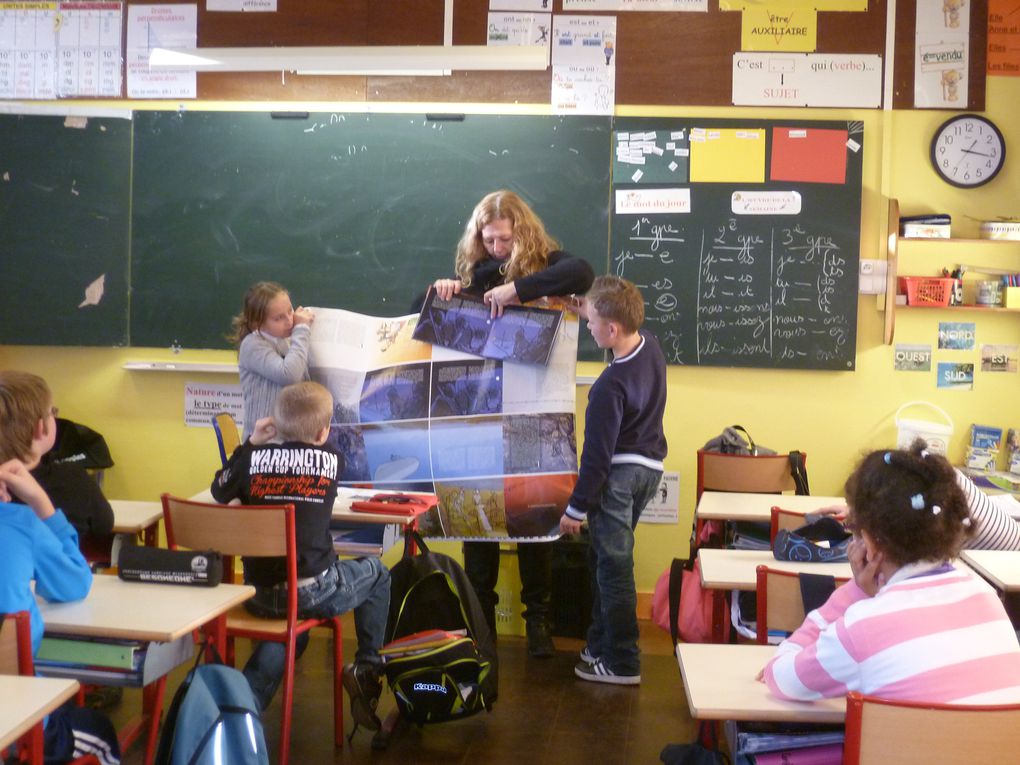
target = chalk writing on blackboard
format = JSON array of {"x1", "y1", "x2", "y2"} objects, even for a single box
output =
[{"x1": 615, "y1": 214, "x2": 854, "y2": 369}]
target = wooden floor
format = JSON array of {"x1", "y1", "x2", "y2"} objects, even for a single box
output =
[{"x1": 113, "y1": 621, "x2": 697, "y2": 764}]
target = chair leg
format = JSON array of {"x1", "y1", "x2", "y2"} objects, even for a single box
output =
[
  {"x1": 278, "y1": 637, "x2": 298, "y2": 765},
  {"x1": 332, "y1": 619, "x2": 344, "y2": 746},
  {"x1": 143, "y1": 676, "x2": 168, "y2": 765}
]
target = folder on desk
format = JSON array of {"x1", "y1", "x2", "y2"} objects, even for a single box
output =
[{"x1": 350, "y1": 493, "x2": 437, "y2": 517}]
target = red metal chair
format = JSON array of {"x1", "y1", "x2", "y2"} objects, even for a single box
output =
[
  {"x1": 1, "y1": 612, "x2": 99, "y2": 765},
  {"x1": 754, "y1": 565, "x2": 849, "y2": 645},
  {"x1": 161, "y1": 494, "x2": 345, "y2": 765},
  {"x1": 844, "y1": 690, "x2": 1020, "y2": 764}
]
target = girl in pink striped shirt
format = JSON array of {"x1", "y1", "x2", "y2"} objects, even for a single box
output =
[{"x1": 763, "y1": 440, "x2": 1020, "y2": 705}]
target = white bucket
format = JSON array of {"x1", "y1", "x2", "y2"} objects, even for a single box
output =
[{"x1": 894, "y1": 400, "x2": 954, "y2": 455}]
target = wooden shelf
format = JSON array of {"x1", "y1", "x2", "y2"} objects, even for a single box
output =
[{"x1": 883, "y1": 198, "x2": 1020, "y2": 344}]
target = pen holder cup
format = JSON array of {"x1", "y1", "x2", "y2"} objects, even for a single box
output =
[{"x1": 1005, "y1": 287, "x2": 1020, "y2": 310}]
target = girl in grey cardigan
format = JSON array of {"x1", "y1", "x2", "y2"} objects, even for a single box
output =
[{"x1": 230, "y1": 281, "x2": 314, "y2": 440}]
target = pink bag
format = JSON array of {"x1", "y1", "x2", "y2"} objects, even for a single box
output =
[{"x1": 651, "y1": 557, "x2": 729, "y2": 644}]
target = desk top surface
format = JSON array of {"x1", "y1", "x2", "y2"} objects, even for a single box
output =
[
  {"x1": 676, "y1": 643, "x2": 845, "y2": 723},
  {"x1": 38, "y1": 574, "x2": 254, "y2": 642},
  {"x1": 695, "y1": 493, "x2": 845, "y2": 522},
  {"x1": 959, "y1": 550, "x2": 1020, "y2": 592},
  {"x1": 698, "y1": 548, "x2": 853, "y2": 590},
  {"x1": 110, "y1": 499, "x2": 163, "y2": 533},
  {"x1": 187, "y1": 488, "x2": 422, "y2": 526},
  {"x1": 0, "y1": 675, "x2": 80, "y2": 750}
]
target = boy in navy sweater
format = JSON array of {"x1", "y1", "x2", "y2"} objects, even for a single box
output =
[{"x1": 560, "y1": 276, "x2": 667, "y2": 685}]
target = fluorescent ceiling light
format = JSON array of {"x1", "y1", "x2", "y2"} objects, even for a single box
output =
[{"x1": 148, "y1": 45, "x2": 549, "y2": 75}]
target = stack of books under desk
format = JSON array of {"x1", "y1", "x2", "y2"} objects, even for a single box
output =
[{"x1": 34, "y1": 633, "x2": 193, "y2": 687}]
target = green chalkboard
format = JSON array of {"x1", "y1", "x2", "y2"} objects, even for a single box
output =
[
  {"x1": 611, "y1": 117, "x2": 863, "y2": 371},
  {"x1": 130, "y1": 112, "x2": 611, "y2": 358},
  {"x1": 0, "y1": 114, "x2": 131, "y2": 346}
]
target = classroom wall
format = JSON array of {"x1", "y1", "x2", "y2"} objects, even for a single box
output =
[{"x1": 2, "y1": 81, "x2": 1018, "y2": 593}]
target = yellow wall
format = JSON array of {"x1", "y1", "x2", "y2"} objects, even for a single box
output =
[{"x1": 3, "y1": 78, "x2": 1019, "y2": 589}]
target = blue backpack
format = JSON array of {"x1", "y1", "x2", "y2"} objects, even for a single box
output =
[{"x1": 155, "y1": 652, "x2": 269, "y2": 765}]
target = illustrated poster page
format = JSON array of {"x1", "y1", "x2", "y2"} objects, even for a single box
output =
[
  {"x1": 914, "y1": 0, "x2": 969, "y2": 107},
  {"x1": 308, "y1": 307, "x2": 579, "y2": 542},
  {"x1": 126, "y1": 3, "x2": 196, "y2": 98},
  {"x1": 487, "y1": 10, "x2": 552, "y2": 48},
  {"x1": 552, "y1": 14, "x2": 617, "y2": 115}
]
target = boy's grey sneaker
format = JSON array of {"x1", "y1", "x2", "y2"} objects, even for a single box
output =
[
  {"x1": 574, "y1": 658, "x2": 640, "y2": 686},
  {"x1": 579, "y1": 645, "x2": 597, "y2": 664},
  {"x1": 342, "y1": 661, "x2": 383, "y2": 731}
]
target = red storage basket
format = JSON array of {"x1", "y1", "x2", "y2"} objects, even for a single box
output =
[{"x1": 899, "y1": 276, "x2": 954, "y2": 307}]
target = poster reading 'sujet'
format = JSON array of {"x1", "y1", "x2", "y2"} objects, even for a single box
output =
[{"x1": 308, "y1": 302, "x2": 579, "y2": 541}]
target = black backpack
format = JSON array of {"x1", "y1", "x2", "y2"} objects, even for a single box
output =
[
  {"x1": 154, "y1": 648, "x2": 269, "y2": 765},
  {"x1": 383, "y1": 532, "x2": 498, "y2": 726}
]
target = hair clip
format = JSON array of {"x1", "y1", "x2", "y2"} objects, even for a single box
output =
[
  {"x1": 884, "y1": 452, "x2": 892, "y2": 464},
  {"x1": 910, "y1": 493, "x2": 925, "y2": 510},
  {"x1": 962, "y1": 517, "x2": 972, "y2": 527},
  {"x1": 920, "y1": 449, "x2": 930, "y2": 459},
  {"x1": 932, "y1": 505, "x2": 942, "y2": 516}
]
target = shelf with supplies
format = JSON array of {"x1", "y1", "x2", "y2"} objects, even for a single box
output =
[{"x1": 883, "y1": 199, "x2": 1020, "y2": 344}]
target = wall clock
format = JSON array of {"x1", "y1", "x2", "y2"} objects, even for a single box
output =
[{"x1": 930, "y1": 114, "x2": 1006, "y2": 188}]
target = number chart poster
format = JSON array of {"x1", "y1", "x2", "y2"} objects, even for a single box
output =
[{"x1": 611, "y1": 117, "x2": 863, "y2": 370}]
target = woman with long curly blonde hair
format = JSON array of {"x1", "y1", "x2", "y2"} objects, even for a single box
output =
[
  {"x1": 431, "y1": 190, "x2": 594, "y2": 659},
  {"x1": 434, "y1": 189, "x2": 594, "y2": 319}
]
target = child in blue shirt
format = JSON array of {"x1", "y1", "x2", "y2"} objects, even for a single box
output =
[
  {"x1": 0, "y1": 375, "x2": 120, "y2": 764},
  {"x1": 560, "y1": 276, "x2": 668, "y2": 685}
]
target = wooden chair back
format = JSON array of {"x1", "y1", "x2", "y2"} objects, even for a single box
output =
[
  {"x1": 212, "y1": 412, "x2": 241, "y2": 467},
  {"x1": 696, "y1": 450, "x2": 805, "y2": 501},
  {"x1": 844, "y1": 691, "x2": 1020, "y2": 764},
  {"x1": 161, "y1": 494, "x2": 293, "y2": 560},
  {"x1": 0, "y1": 612, "x2": 34, "y2": 676},
  {"x1": 754, "y1": 565, "x2": 849, "y2": 644},
  {"x1": 769, "y1": 506, "x2": 806, "y2": 544}
]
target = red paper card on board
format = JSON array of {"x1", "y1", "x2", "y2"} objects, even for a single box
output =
[{"x1": 770, "y1": 128, "x2": 848, "y2": 184}]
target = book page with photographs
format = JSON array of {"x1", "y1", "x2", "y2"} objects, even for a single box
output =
[
  {"x1": 309, "y1": 306, "x2": 579, "y2": 541},
  {"x1": 412, "y1": 288, "x2": 564, "y2": 365}
]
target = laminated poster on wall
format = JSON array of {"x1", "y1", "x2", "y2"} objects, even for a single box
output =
[
  {"x1": 893, "y1": 344, "x2": 932, "y2": 372},
  {"x1": 936, "y1": 362, "x2": 974, "y2": 390},
  {"x1": 938, "y1": 321, "x2": 976, "y2": 351},
  {"x1": 638, "y1": 471, "x2": 679, "y2": 524},
  {"x1": 980, "y1": 344, "x2": 1019, "y2": 373},
  {"x1": 308, "y1": 305, "x2": 579, "y2": 542}
]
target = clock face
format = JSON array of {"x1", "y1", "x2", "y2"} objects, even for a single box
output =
[{"x1": 930, "y1": 114, "x2": 1006, "y2": 188}]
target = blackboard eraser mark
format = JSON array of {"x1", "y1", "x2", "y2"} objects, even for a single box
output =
[
  {"x1": 271, "y1": 111, "x2": 310, "y2": 119},
  {"x1": 426, "y1": 113, "x2": 465, "y2": 122}
]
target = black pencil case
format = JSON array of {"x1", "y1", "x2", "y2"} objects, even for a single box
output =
[{"x1": 117, "y1": 546, "x2": 223, "y2": 587}]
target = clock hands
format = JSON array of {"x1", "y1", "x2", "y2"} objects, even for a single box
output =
[{"x1": 960, "y1": 147, "x2": 993, "y2": 158}]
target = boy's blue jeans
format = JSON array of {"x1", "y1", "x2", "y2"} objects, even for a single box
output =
[
  {"x1": 242, "y1": 556, "x2": 390, "y2": 712},
  {"x1": 585, "y1": 462, "x2": 663, "y2": 677}
]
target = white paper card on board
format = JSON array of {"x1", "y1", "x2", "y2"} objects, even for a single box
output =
[
  {"x1": 184, "y1": 382, "x2": 244, "y2": 428},
  {"x1": 732, "y1": 52, "x2": 882, "y2": 107},
  {"x1": 639, "y1": 472, "x2": 679, "y2": 525}
]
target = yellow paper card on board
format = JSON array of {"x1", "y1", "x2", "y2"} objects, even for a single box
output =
[
  {"x1": 689, "y1": 128, "x2": 765, "y2": 183},
  {"x1": 742, "y1": 7, "x2": 817, "y2": 52},
  {"x1": 721, "y1": 0, "x2": 864, "y2": 11}
]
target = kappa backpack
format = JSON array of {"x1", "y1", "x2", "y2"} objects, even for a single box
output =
[
  {"x1": 382, "y1": 532, "x2": 498, "y2": 726},
  {"x1": 154, "y1": 649, "x2": 269, "y2": 765}
]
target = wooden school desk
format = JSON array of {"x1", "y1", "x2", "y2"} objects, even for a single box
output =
[
  {"x1": 0, "y1": 675, "x2": 80, "y2": 764},
  {"x1": 695, "y1": 492, "x2": 846, "y2": 524},
  {"x1": 37, "y1": 575, "x2": 255, "y2": 765},
  {"x1": 959, "y1": 550, "x2": 1020, "y2": 593},
  {"x1": 677, "y1": 643, "x2": 845, "y2": 723},
  {"x1": 110, "y1": 499, "x2": 163, "y2": 546},
  {"x1": 189, "y1": 487, "x2": 427, "y2": 555},
  {"x1": 698, "y1": 549, "x2": 853, "y2": 591}
]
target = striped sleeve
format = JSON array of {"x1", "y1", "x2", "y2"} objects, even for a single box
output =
[
  {"x1": 763, "y1": 580, "x2": 869, "y2": 701},
  {"x1": 957, "y1": 470, "x2": 1020, "y2": 551}
]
